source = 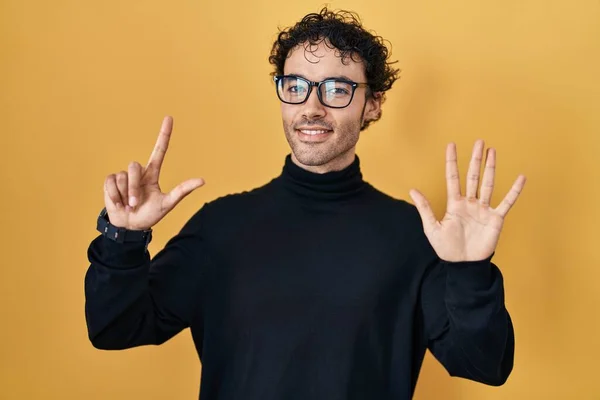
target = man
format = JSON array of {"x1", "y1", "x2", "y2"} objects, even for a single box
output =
[{"x1": 85, "y1": 7, "x2": 526, "y2": 399}]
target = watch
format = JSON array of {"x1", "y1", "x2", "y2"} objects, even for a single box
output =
[{"x1": 97, "y1": 207, "x2": 152, "y2": 247}]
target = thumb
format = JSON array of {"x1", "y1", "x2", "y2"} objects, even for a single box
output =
[
  {"x1": 163, "y1": 178, "x2": 205, "y2": 212},
  {"x1": 409, "y1": 189, "x2": 437, "y2": 230}
]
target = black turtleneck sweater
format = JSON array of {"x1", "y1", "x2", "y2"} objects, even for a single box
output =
[{"x1": 85, "y1": 154, "x2": 514, "y2": 399}]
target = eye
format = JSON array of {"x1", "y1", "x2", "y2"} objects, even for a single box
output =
[
  {"x1": 322, "y1": 80, "x2": 353, "y2": 97},
  {"x1": 287, "y1": 85, "x2": 307, "y2": 94},
  {"x1": 326, "y1": 87, "x2": 350, "y2": 95}
]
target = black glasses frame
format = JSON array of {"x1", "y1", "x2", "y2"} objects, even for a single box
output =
[{"x1": 273, "y1": 75, "x2": 370, "y2": 109}]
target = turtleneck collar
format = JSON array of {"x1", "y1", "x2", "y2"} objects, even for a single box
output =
[{"x1": 277, "y1": 153, "x2": 368, "y2": 201}]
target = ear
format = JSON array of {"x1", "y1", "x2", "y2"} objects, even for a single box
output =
[{"x1": 362, "y1": 92, "x2": 382, "y2": 124}]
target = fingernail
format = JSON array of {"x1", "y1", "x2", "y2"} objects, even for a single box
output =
[{"x1": 129, "y1": 196, "x2": 137, "y2": 207}]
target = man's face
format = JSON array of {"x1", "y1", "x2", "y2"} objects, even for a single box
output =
[{"x1": 280, "y1": 40, "x2": 381, "y2": 173}]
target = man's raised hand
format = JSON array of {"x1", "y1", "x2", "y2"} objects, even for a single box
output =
[
  {"x1": 409, "y1": 140, "x2": 526, "y2": 262},
  {"x1": 103, "y1": 116, "x2": 205, "y2": 230}
]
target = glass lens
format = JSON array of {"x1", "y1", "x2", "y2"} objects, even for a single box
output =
[
  {"x1": 320, "y1": 80, "x2": 353, "y2": 107},
  {"x1": 277, "y1": 77, "x2": 309, "y2": 104}
]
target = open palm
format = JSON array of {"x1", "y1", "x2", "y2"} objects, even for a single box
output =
[{"x1": 409, "y1": 140, "x2": 526, "y2": 262}]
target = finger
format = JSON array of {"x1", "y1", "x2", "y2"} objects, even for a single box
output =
[
  {"x1": 495, "y1": 174, "x2": 527, "y2": 217},
  {"x1": 104, "y1": 174, "x2": 124, "y2": 209},
  {"x1": 115, "y1": 171, "x2": 129, "y2": 207},
  {"x1": 409, "y1": 188, "x2": 438, "y2": 232},
  {"x1": 146, "y1": 116, "x2": 173, "y2": 180},
  {"x1": 128, "y1": 161, "x2": 143, "y2": 207},
  {"x1": 446, "y1": 142, "x2": 461, "y2": 200},
  {"x1": 465, "y1": 139, "x2": 484, "y2": 200},
  {"x1": 162, "y1": 178, "x2": 205, "y2": 212},
  {"x1": 479, "y1": 147, "x2": 495, "y2": 206}
]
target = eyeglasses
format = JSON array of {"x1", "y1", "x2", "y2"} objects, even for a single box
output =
[{"x1": 273, "y1": 75, "x2": 370, "y2": 109}]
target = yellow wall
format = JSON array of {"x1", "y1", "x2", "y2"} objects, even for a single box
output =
[{"x1": 1, "y1": 0, "x2": 598, "y2": 398}]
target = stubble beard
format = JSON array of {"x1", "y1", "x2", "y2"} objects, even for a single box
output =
[{"x1": 283, "y1": 117, "x2": 362, "y2": 167}]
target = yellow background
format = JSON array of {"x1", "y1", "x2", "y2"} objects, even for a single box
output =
[{"x1": 1, "y1": 0, "x2": 598, "y2": 398}]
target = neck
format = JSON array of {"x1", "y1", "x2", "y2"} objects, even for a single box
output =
[
  {"x1": 278, "y1": 152, "x2": 367, "y2": 202},
  {"x1": 290, "y1": 148, "x2": 357, "y2": 174}
]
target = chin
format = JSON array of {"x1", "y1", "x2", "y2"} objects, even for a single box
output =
[
  {"x1": 293, "y1": 154, "x2": 325, "y2": 167},
  {"x1": 292, "y1": 147, "x2": 346, "y2": 167}
]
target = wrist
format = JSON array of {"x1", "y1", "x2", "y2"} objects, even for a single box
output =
[
  {"x1": 105, "y1": 214, "x2": 151, "y2": 231},
  {"x1": 97, "y1": 207, "x2": 153, "y2": 248}
]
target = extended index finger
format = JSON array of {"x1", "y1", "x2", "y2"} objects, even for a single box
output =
[
  {"x1": 446, "y1": 142, "x2": 461, "y2": 200},
  {"x1": 146, "y1": 116, "x2": 173, "y2": 175}
]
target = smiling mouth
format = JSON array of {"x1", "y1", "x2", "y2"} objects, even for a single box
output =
[
  {"x1": 298, "y1": 129, "x2": 332, "y2": 135},
  {"x1": 296, "y1": 128, "x2": 333, "y2": 142}
]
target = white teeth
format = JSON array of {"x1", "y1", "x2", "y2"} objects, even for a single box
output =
[{"x1": 300, "y1": 129, "x2": 330, "y2": 135}]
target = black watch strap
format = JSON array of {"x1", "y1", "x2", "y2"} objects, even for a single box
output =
[{"x1": 97, "y1": 207, "x2": 152, "y2": 246}]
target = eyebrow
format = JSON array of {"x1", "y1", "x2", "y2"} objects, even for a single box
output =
[{"x1": 287, "y1": 73, "x2": 355, "y2": 82}]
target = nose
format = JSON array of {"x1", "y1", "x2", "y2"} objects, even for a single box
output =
[{"x1": 301, "y1": 86, "x2": 327, "y2": 120}]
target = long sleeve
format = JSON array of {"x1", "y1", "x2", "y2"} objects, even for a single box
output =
[
  {"x1": 419, "y1": 251, "x2": 515, "y2": 386},
  {"x1": 84, "y1": 206, "x2": 211, "y2": 350}
]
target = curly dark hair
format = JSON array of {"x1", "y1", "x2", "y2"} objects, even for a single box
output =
[{"x1": 269, "y1": 7, "x2": 400, "y2": 129}]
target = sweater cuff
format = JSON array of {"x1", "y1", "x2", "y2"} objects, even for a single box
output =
[
  {"x1": 89, "y1": 234, "x2": 150, "y2": 269},
  {"x1": 441, "y1": 252, "x2": 496, "y2": 290}
]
